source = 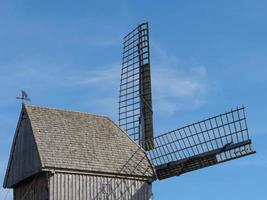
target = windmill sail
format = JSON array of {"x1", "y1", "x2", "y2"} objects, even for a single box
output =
[
  {"x1": 146, "y1": 106, "x2": 255, "y2": 180},
  {"x1": 119, "y1": 22, "x2": 154, "y2": 150}
]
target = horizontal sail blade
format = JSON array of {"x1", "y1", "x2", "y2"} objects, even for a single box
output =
[{"x1": 145, "y1": 106, "x2": 255, "y2": 180}]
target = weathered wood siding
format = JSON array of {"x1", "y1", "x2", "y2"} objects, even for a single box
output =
[
  {"x1": 14, "y1": 173, "x2": 48, "y2": 200},
  {"x1": 5, "y1": 112, "x2": 41, "y2": 187},
  {"x1": 49, "y1": 172, "x2": 153, "y2": 200}
]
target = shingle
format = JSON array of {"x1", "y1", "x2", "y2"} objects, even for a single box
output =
[{"x1": 24, "y1": 104, "x2": 154, "y2": 178}]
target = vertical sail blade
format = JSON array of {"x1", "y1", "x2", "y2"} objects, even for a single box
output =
[{"x1": 119, "y1": 22, "x2": 154, "y2": 150}]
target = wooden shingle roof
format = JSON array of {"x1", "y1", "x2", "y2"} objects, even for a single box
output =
[{"x1": 4, "y1": 104, "x2": 154, "y2": 187}]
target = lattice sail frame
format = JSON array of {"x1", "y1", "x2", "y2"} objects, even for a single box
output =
[
  {"x1": 119, "y1": 22, "x2": 154, "y2": 150},
  {"x1": 146, "y1": 106, "x2": 255, "y2": 180}
]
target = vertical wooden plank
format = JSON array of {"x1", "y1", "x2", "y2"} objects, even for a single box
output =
[
  {"x1": 82, "y1": 174, "x2": 86, "y2": 200},
  {"x1": 71, "y1": 173, "x2": 74, "y2": 200},
  {"x1": 68, "y1": 174, "x2": 70, "y2": 200},
  {"x1": 86, "y1": 175, "x2": 88, "y2": 200},
  {"x1": 77, "y1": 173, "x2": 80, "y2": 200},
  {"x1": 73, "y1": 173, "x2": 75, "y2": 200},
  {"x1": 63, "y1": 173, "x2": 65, "y2": 200},
  {"x1": 90, "y1": 175, "x2": 93, "y2": 199},
  {"x1": 80, "y1": 174, "x2": 83, "y2": 200},
  {"x1": 67, "y1": 174, "x2": 70, "y2": 200},
  {"x1": 49, "y1": 174, "x2": 53, "y2": 200},
  {"x1": 92, "y1": 175, "x2": 95, "y2": 199},
  {"x1": 56, "y1": 173, "x2": 60, "y2": 200},
  {"x1": 57, "y1": 173, "x2": 59, "y2": 200}
]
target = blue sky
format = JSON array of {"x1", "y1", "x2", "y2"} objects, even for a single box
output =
[{"x1": 0, "y1": 0, "x2": 266, "y2": 199}]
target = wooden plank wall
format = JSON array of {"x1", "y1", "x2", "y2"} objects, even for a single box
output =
[
  {"x1": 49, "y1": 172, "x2": 153, "y2": 200},
  {"x1": 14, "y1": 173, "x2": 48, "y2": 200}
]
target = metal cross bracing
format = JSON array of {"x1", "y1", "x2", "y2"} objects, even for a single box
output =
[
  {"x1": 119, "y1": 22, "x2": 154, "y2": 150},
  {"x1": 145, "y1": 106, "x2": 256, "y2": 180},
  {"x1": 92, "y1": 146, "x2": 154, "y2": 200}
]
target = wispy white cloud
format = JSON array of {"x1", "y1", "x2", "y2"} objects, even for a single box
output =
[
  {"x1": 65, "y1": 22, "x2": 123, "y2": 47},
  {"x1": 68, "y1": 64, "x2": 120, "y2": 120},
  {"x1": 0, "y1": 39, "x2": 208, "y2": 120},
  {"x1": 68, "y1": 57, "x2": 208, "y2": 118},
  {"x1": 71, "y1": 63, "x2": 120, "y2": 86},
  {"x1": 153, "y1": 66, "x2": 207, "y2": 115},
  {"x1": 0, "y1": 60, "x2": 120, "y2": 92},
  {"x1": 69, "y1": 48, "x2": 208, "y2": 118},
  {"x1": 1, "y1": 39, "x2": 209, "y2": 119},
  {"x1": 151, "y1": 42, "x2": 208, "y2": 115},
  {"x1": 64, "y1": 43, "x2": 209, "y2": 117}
]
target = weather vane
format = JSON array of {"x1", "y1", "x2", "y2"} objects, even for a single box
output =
[{"x1": 16, "y1": 90, "x2": 31, "y2": 102}]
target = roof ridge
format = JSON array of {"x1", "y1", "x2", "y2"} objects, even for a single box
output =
[{"x1": 24, "y1": 103, "x2": 108, "y2": 118}]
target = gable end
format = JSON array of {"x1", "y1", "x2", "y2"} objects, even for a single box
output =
[{"x1": 3, "y1": 104, "x2": 42, "y2": 188}]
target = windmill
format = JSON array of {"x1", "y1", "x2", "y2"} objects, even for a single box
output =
[
  {"x1": 2, "y1": 22, "x2": 256, "y2": 200},
  {"x1": 118, "y1": 22, "x2": 255, "y2": 182}
]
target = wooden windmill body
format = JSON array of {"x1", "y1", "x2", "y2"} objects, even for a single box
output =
[{"x1": 3, "y1": 105, "x2": 154, "y2": 200}]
